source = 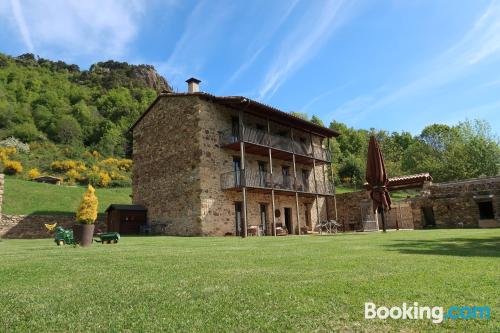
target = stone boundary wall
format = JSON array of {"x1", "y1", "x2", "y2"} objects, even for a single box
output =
[
  {"x1": 331, "y1": 191, "x2": 414, "y2": 231},
  {"x1": 1, "y1": 214, "x2": 106, "y2": 239}
]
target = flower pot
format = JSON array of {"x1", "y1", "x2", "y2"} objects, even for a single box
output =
[{"x1": 73, "y1": 224, "x2": 95, "y2": 247}]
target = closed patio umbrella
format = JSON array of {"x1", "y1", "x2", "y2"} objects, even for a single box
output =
[{"x1": 365, "y1": 136, "x2": 391, "y2": 232}]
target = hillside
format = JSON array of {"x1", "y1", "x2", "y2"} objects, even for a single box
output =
[
  {"x1": 0, "y1": 52, "x2": 171, "y2": 157},
  {"x1": 2, "y1": 177, "x2": 131, "y2": 215}
]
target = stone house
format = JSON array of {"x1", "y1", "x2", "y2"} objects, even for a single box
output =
[
  {"x1": 408, "y1": 176, "x2": 500, "y2": 229},
  {"x1": 130, "y1": 78, "x2": 339, "y2": 236}
]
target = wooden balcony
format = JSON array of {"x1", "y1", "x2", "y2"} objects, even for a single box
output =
[
  {"x1": 219, "y1": 126, "x2": 332, "y2": 165},
  {"x1": 221, "y1": 170, "x2": 335, "y2": 196}
]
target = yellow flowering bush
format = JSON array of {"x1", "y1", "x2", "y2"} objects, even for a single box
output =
[
  {"x1": 0, "y1": 147, "x2": 16, "y2": 163},
  {"x1": 4, "y1": 160, "x2": 23, "y2": 175},
  {"x1": 51, "y1": 160, "x2": 86, "y2": 172},
  {"x1": 98, "y1": 172, "x2": 111, "y2": 187},
  {"x1": 28, "y1": 168, "x2": 41, "y2": 179},
  {"x1": 100, "y1": 158, "x2": 133, "y2": 171},
  {"x1": 65, "y1": 169, "x2": 82, "y2": 181},
  {"x1": 76, "y1": 185, "x2": 98, "y2": 224}
]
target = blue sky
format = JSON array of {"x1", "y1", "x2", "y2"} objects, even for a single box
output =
[{"x1": 1, "y1": 0, "x2": 500, "y2": 135}]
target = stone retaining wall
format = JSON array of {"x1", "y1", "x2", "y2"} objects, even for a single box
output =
[{"x1": 1, "y1": 214, "x2": 106, "y2": 239}]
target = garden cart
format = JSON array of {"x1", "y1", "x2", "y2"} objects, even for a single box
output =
[{"x1": 94, "y1": 232, "x2": 120, "y2": 244}]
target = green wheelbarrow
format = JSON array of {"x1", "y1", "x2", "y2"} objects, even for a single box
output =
[{"x1": 94, "y1": 232, "x2": 121, "y2": 244}]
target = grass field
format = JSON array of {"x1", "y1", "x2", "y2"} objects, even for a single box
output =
[
  {"x1": 0, "y1": 229, "x2": 498, "y2": 332},
  {"x1": 2, "y1": 177, "x2": 131, "y2": 215}
]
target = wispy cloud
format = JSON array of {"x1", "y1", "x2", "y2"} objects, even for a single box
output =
[
  {"x1": 9, "y1": 0, "x2": 34, "y2": 52},
  {"x1": 332, "y1": 0, "x2": 500, "y2": 124},
  {"x1": 224, "y1": 0, "x2": 299, "y2": 87},
  {"x1": 300, "y1": 80, "x2": 353, "y2": 112},
  {"x1": 257, "y1": 0, "x2": 355, "y2": 100},
  {"x1": 162, "y1": 0, "x2": 235, "y2": 90},
  {"x1": 1, "y1": 0, "x2": 146, "y2": 60}
]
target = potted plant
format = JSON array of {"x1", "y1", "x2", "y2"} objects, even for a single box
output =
[{"x1": 73, "y1": 185, "x2": 98, "y2": 247}]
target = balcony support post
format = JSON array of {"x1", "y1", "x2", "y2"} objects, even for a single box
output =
[
  {"x1": 290, "y1": 128, "x2": 300, "y2": 235},
  {"x1": 239, "y1": 111, "x2": 248, "y2": 238},
  {"x1": 309, "y1": 133, "x2": 321, "y2": 231},
  {"x1": 267, "y1": 119, "x2": 276, "y2": 236},
  {"x1": 322, "y1": 163, "x2": 330, "y2": 221}
]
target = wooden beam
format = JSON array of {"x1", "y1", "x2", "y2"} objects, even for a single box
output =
[
  {"x1": 309, "y1": 133, "x2": 321, "y2": 231},
  {"x1": 239, "y1": 111, "x2": 248, "y2": 238},
  {"x1": 291, "y1": 128, "x2": 300, "y2": 235},
  {"x1": 322, "y1": 163, "x2": 330, "y2": 221},
  {"x1": 267, "y1": 118, "x2": 276, "y2": 236}
]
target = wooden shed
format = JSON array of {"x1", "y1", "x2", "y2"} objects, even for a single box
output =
[{"x1": 105, "y1": 204, "x2": 147, "y2": 235}]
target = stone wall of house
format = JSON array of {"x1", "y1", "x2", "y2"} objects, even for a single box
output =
[
  {"x1": 197, "y1": 98, "x2": 329, "y2": 236},
  {"x1": 132, "y1": 95, "x2": 204, "y2": 236},
  {"x1": 0, "y1": 214, "x2": 106, "y2": 239},
  {"x1": 408, "y1": 176, "x2": 500, "y2": 229}
]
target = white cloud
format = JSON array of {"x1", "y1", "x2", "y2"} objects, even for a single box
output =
[
  {"x1": 2, "y1": 0, "x2": 146, "y2": 60},
  {"x1": 9, "y1": 0, "x2": 34, "y2": 52},
  {"x1": 257, "y1": 0, "x2": 355, "y2": 100}
]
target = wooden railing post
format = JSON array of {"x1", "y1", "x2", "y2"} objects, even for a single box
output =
[
  {"x1": 239, "y1": 111, "x2": 248, "y2": 238},
  {"x1": 267, "y1": 119, "x2": 276, "y2": 236}
]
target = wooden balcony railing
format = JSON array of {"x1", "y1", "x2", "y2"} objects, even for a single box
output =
[
  {"x1": 221, "y1": 170, "x2": 334, "y2": 195},
  {"x1": 219, "y1": 126, "x2": 331, "y2": 162}
]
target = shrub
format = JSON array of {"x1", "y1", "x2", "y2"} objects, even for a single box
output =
[
  {"x1": 65, "y1": 169, "x2": 81, "y2": 181},
  {"x1": 0, "y1": 147, "x2": 16, "y2": 163},
  {"x1": 110, "y1": 170, "x2": 126, "y2": 180},
  {"x1": 4, "y1": 160, "x2": 23, "y2": 175},
  {"x1": 117, "y1": 159, "x2": 132, "y2": 171},
  {"x1": 100, "y1": 157, "x2": 132, "y2": 171},
  {"x1": 76, "y1": 185, "x2": 98, "y2": 224},
  {"x1": 0, "y1": 137, "x2": 30, "y2": 153},
  {"x1": 28, "y1": 168, "x2": 41, "y2": 179},
  {"x1": 98, "y1": 172, "x2": 111, "y2": 187},
  {"x1": 51, "y1": 160, "x2": 85, "y2": 172},
  {"x1": 109, "y1": 178, "x2": 132, "y2": 187}
]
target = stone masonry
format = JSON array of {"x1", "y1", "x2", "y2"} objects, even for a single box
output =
[
  {"x1": 409, "y1": 176, "x2": 500, "y2": 229},
  {"x1": 1, "y1": 214, "x2": 106, "y2": 239}
]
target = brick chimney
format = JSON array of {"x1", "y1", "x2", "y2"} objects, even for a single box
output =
[{"x1": 186, "y1": 77, "x2": 201, "y2": 93}]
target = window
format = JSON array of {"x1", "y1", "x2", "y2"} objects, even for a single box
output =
[
  {"x1": 258, "y1": 161, "x2": 267, "y2": 187},
  {"x1": 233, "y1": 157, "x2": 241, "y2": 186},
  {"x1": 477, "y1": 201, "x2": 494, "y2": 220},
  {"x1": 301, "y1": 169, "x2": 310, "y2": 192}
]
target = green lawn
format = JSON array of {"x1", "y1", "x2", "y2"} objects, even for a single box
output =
[
  {"x1": 2, "y1": 177, "x2": 131, "y2": 215},
  {"x1": 0, "y1": 230, "x2": 497, "y2": 332}
]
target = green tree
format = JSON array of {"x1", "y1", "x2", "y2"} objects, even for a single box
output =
[{"x1": 55, "y1": 115, "x2": 82, "y2": 145}]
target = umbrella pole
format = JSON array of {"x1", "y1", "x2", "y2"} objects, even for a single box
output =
[{"x1": 380, "y1": 206, "x2": 387, "y2": 233}]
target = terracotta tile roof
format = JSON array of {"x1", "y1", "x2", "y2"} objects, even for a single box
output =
[
  {"x1": 387, "y1": 173, "x2": 433, "y2": 190},
  {"x1": 363, "y1": 173, "x2": 433, "y2": 191},
  {"x1": 130, "y1": 92, "x2": 340, "y2": 137}
]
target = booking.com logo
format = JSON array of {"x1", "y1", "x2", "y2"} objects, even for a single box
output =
[{"x1": 365, "y1": 302, "x2": 491, "y2": 324}]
